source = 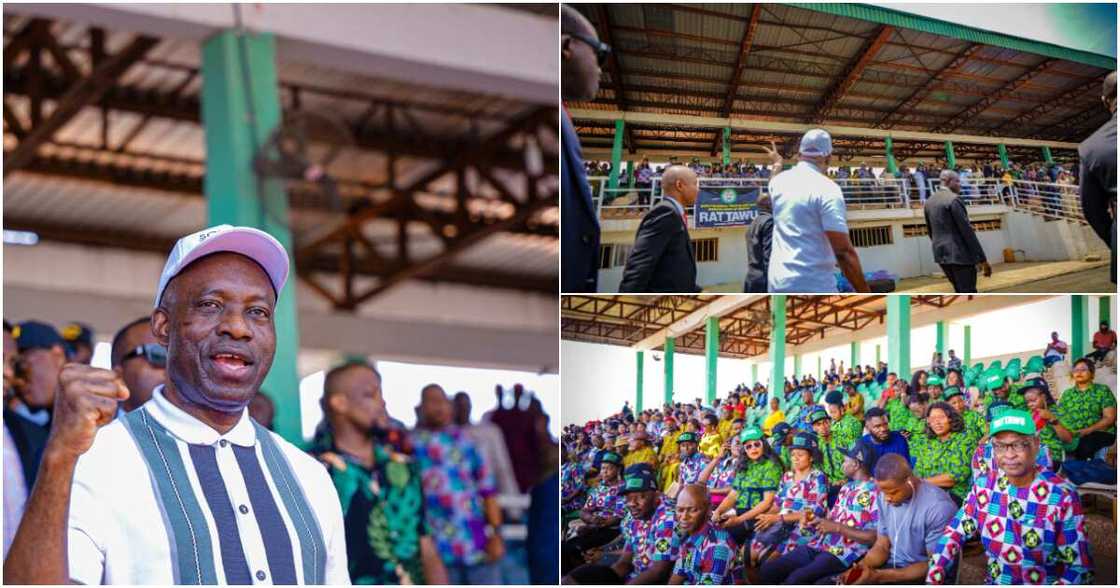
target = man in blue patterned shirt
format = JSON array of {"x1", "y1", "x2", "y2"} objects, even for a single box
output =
[
  {"x1": 926, "y1": 410, "x2": 1093, "y2": 585},
  {"x1": 676, "y1": 432, "x2": 710, "y2": 487},
  {"x1": 670, "y1": 484, "x2": 738, "y2": 584},
  {"x1": 561, "y1": 451, "x2": 627, "y2": 575}
]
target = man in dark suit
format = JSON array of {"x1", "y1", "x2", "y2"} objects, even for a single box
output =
[
  {"x1": 560, "y1": 5, "x2": 605, "y2": 292},
  {"x1": 923, "y1": 169, "x2": 991, "y2": 293},
  {"x1": 619, "y1": 165, "x2": 700, "y2": 292},
  {"x1": 743, "y1": 193, "x2": 773, "y2": 293},
  {"x1": 1079, "y1": 70, "x2": 1116, "y2": 284}
]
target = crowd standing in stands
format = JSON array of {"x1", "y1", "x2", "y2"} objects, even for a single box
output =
[
  {"x1": 562, "y1": 345, "x2": 1114, "y2": 585},
  {"x1": 3, "y1": 224, "x2": 558, "y2": 585}
]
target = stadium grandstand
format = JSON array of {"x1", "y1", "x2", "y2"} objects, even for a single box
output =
[
  {"x1": 564, "y1": 3, "x2": 1116, "y2": 293},
  {"x1": 561, "y1": 294, "x2": 1116, "y2": 584}
]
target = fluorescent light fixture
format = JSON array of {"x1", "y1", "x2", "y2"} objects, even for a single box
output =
[{"x1": 3, "y1": 230, "x2": 39, "y2": 246}]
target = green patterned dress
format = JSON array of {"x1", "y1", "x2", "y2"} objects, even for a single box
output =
[{"x1": 911, "y1": 431, "x2": 974, "y2": 502}]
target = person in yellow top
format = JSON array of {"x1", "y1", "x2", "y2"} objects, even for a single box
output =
[
  {"x1": 623, "y1": 431, "x2": 658, "y2": 469},
  {"x1": 717, "y1": 403, "x2": 735, "y2": 441},
  {"x1": 845, "y1": 382, "x2": 865, "y2": 421},
  {"x1": 761, "y1": 396, "x2": 785, "y2": 435},
  {"x1": 699, "y1": 413, "x2": 725, "y2": 459}
]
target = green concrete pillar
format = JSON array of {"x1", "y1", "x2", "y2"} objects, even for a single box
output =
[
  {"x1": 850, "y1": 341, "x2": 860, "y2": 368},
  {"x1": 705, "y1": 316, "x2": 719, "y2": 406},
  {"x1": 752, "y1": 363, "x2": 758, "y2": 385},
  {"x1": 885, "y1": 135, "x2": 898, "y2": 175},
  {"x1": 608, "y1": 119, "x2": 625, "y2": 190},
  {"x1": 722, "y1": 127, "x2": 731, "y2": 166},
  {"x1": 635, "y1": 351, "x2": 644, "y2": 413},
  {"x1": 201, "y1": 30, "x2": 301, "y2": 444},
  {"x1": 664, "y1": 337, "x2": 675, "y2": 405},
  {"x1": 875, "y1": 344, "x2": 881, "y2": 365},
  {"x1": 1100, "y1": 296, "x2": 1111, "y2": 326},
  {"x1": 817, "y1": 356, "x2": 822, "y2": 379},
  {"x1": 1071, "y1": 295, "x2": 1088, "y2": 359},
  {"x1": 944, "y1": 140, "x2": 956, "y2": 169},
  {"x1": 770, "y1": 295, "x2": 787, "y2": 407},
  {"x1": 1042, "y1": 146, "x2": 1054, "y2": 165},
  {"x1": 997, "y1": 143, "x2": 1010, "y2": 168},
  {"x1": 626, "y1": 160, "x2": 635, "y2": 189},
  {"x1": 963, "y1": 325, "x2": 972, "y2": 365},
  {"x1": 887, "y1": 295, "x2": 911, "y2": 379},
  {"x1": 936, "y1": 321, "x2": 948, "y2": 356},
  {"x1": 794, "y1": 355, "x2": 802, "y2": 379}
]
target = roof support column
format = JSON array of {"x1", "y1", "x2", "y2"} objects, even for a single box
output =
[
  {"x1": 944, "y1": 140, "x2": 957, "y2": 169},
  {"x1": 1071, "y1": 295, "x2": 1088, "y2": 360},
  {"x1": 885, "y1": 135, "x2": 898, "y2": 175},
  {"x1": 887, "y1": 295, "x2": 911, "y2": 379},
  {"x1": 626, "y1": 159, "x2": 635, "y2": 189},
  {"x1": 608, "y1": 119, "x2": 625, "y2": 190},
  {"x1": 1100, "y1": 295, "x2": 1111, "y2": 326},
  {"x1": 964, "y1": 325, "x2": 972, "y2": 366},
  {"x1": 997, "y1": 143, "x2": 1010, "y2": 169},
  {"x1": 635, "y1": 350, "x2": 644, "y2": 413},
  {"x1": 722, "y1": 127, "x2": 731, "y2": 166},
  {"x1": 794, "y1": 354, "x2": 802, "y2": 379},
  {"x1": 850, "y1": 341, "x2": 860, "y2": 369},
  {"x1": 936, "y1": 320, "x2": 948, "y2": 357},
  {"x1": 1042, "y1": 145, "x2": 1054, "y2": 165},
  {"x1": 201, "y1": 30, "x2": 301, "y2": 444},
  {"x1": 664, "y1": 336, "x2": 675, "y2": 406},
  {"x1": 705, "y1": 316, "x2": 719, "y2": 406},
  {"x1": 770, "y1": 295, "x2": 787, "y2": 409},
  {"x1": 817, "y1": 356, "x2": 822, "y2": 380},
  {"x1": 752, "y1": 363, "x2": 758, "y2": 385},
  {"x1": 875, "y1": 344, "x2": 881, "y2": 365}
]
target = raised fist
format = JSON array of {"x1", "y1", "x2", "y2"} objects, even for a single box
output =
[{"x1": 47, "y1": 364, "x2": 129, "y2": 460}]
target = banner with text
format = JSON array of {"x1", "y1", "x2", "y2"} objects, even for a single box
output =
[{"x1": 695, "y1": 186, "x2": 760, "y2": 228}]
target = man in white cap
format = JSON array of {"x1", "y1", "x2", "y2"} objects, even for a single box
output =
[
  {"x1": 767, "y1": 129, "x2": 869, "y2": 293},
  {"x1": 5, "y1": 225, "x2": 349, "y2": 584}
]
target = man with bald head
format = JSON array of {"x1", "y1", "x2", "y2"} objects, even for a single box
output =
[
  {"x1": 924, "y1": 168, "x2": 991, "y2": 292},
  {"x1": 620, "y1": 164, "x2": 701, "y2": 292},
  {"x1": 1078, "y1": 70, "x2": 1116, "y2": 283},
  {"x1": 669, "y1": 484, "x2": 738, "y2": 584},
  {"x1": 561, "y1": 4, "x2": 606, "y2": 292}
]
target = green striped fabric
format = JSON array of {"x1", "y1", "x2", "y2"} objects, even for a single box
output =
[
  {"x1": 120, "y1": 408, "x2": 219, "y2": 584},
  {"x1": 253, "y1": 421, "x2": 327, "y2": 584}
]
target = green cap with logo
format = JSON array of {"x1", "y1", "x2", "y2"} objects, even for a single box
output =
[
  {"x1": 739, "y1": 426, "x2": 763, "y2": 442},
  {"x1": 926, "y1": 374, "x2": 944, "y2": 387},
  {"x1": 941, "y1": 386, "x2": 963, "y2": 401},
  {"x1": 983, "y1": 372, "x2": 1006, "y2": 391},
  {"x1": 600, "y1": 451, "x2": 623, "y2": 465},
  {"x1": 989, "y1": 409, "x2": 1037, "y2": 436},
  {"x1": 677, "y1": 431, "x2": 699, "y2": 444}
]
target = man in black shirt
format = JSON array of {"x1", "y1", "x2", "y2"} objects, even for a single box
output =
[{"x1": 1079, "y1": 71, "x2": 1116, "y2": 283}]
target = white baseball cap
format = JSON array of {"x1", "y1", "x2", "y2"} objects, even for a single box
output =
[
  {"x1": 154, "y1": 225, "x2": 290, "y2": 308},
  {"x1": 799, "y1": 128, "x2": 833, "y2": 157}
]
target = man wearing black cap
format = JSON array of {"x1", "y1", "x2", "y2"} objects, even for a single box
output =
[
  {"x1": 3, "y1": 321, "x2": 67, "y2": 495},
  {"x1": 608, "y1": 466, "x2": 679, "y2": 584},
  {"x1": 61, "y1": 323, "x2": 95, "y2": 365},
  {"x1": 760, "y1": 438, "x2": 882, "y2": 585}
]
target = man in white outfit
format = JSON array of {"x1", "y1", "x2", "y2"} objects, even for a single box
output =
[{"x1": 767, "y1": 129, "x2": 870, "y2": 293}]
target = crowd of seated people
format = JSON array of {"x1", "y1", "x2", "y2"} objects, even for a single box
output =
[{"x1": 561, "y1": 350, "x2": 1114, "y2": 585}]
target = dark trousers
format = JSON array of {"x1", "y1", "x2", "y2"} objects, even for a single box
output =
[
  {"x1": 564, "y1": 564, "x2": 623, "y2": 584},
  {"x1": 561, "y1": 526, "x2": 620, "y2": 575},
  {"x1": 727, "y1": 518, "x2": 756, "y2": 547},
  {"x1": 1071, "y1": 431, "x2": 1117, "y2": 460},
  {"x1": 759, "y1": 545, "x2": 848, "y2": 585},
  {"x1": 940, "y1": 263, "x2": 978, "y2": 293},
  {"x1": 1086, "y1": 347, "x2": 1112, "y2": 363}
]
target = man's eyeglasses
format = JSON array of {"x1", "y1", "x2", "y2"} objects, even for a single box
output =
[
  {"x1": 122, "y1": 343, "x2": 167, "y2": 368},
  {"x1": 567, "y1": 31, "x2": 612, "y2": 67},
  {"x1": 992, "y1": 440, "x2": 1033, "y2": 455}
]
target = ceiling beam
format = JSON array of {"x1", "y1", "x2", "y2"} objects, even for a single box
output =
[
  {"x1": 710, "y1": 3, "x2": 761, "y2": 156},
  {"x1": 812, "y1": 25, "x2": 893, "y2": 124},
  {"x1": 932, "y1": 59, "x2": 1061, "y2": 135},
  {"x1": 4, "y1": 33, "x2": 159, "y2": 175},
  {"x1": 986, "y1": 75, "x2": 1108, "y2": 137}
]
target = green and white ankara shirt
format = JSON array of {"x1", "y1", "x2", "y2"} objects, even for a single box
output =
[{"x1": 67, "y1": 387, "x2": 349, "y2": 584}]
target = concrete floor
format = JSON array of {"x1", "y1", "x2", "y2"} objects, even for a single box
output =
[{"x1": 703, "y1": 260, "x2": 1113, "y2": 293}]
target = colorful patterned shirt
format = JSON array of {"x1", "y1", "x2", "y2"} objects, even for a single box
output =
[
  {"x1": 926, "y1": 467, "x2": 1093, "y2": 585},
  {"x1": 971, "y1": 440, "x2": 1054, "y2": 482},
  {"x1": 832, "y1": 414, "x2": 864, "y2": 449},
  {"x1": 731, "y1": 459, "x2": 783, "y2": 512},
  {"x1": 678, "y1": 452, "x2": 711, "y2": 485},
  {"x1": 561, "y1": 460, "x2": 587, "y2": 510},
  {"x1": 620, "y1": 499, "x2": 680, "y2": 580},
  {"x1": 1056, "y1": 383, "x2": 1116, "y2": 434},
  {"x1": 912, "y1": 431, "x2": 974, "y2": 501},
  {"x1": 582, "y1": 479, "x2": 626, "y2": 521},
  {"x1": 751, "y1": 469, "x2": 828, "y2": 555},
  {"x1": 808, "y1": 480, "x2": 880, "y2": 566},
  {"x1": 672, "y1": 523, "x2": 739, "y2": 585},
  {"x1": 884, "y1": 398, "x2": 910, "y2": 432},
  {"x1": 411, "y1": 427, "x2": 497, "y2": 566},
  {"x1": 706, "y1": 455, "x2": 738, "y2": 491},
  {"x1": 962, "y1": 410, "x2": 987, "y2": 445},
  {"x1": 817, "y1": 433, "x2": 847, "y2": 487}
]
